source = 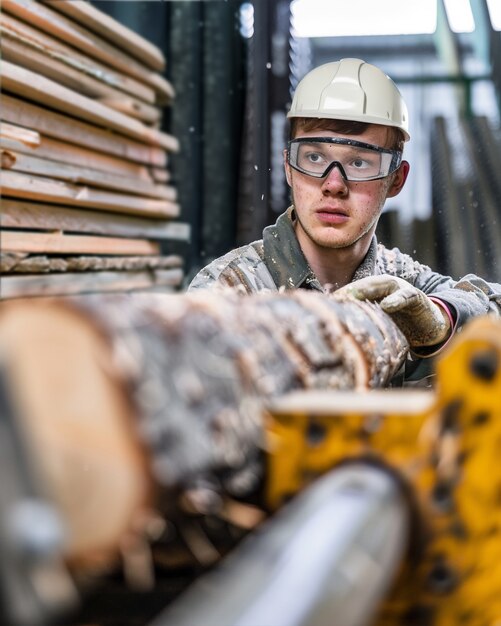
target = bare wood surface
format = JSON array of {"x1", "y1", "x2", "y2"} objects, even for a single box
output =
[
  {"x1": 1, "y1": 231, "x2": 161, "y2": 256},
  {"x1": 0, "y1": 129, "x2": 154, "y2": 180},
  {"x1": 2, "y1": 62, "x2": 179, "y2": 151},
  {"x1": 0, "y1": 31, "x2": 161, "y2": 124},
  {"x1": 0, "y1": 120, "x2": 40, "y2": 146},
  {"x1": 1, "y1": 146, "x2": 177, "y2": 200},
  {"x1": 2, "y1": 0, "x2": 174, "y2": 102},
  {"x1": 0, "y1": 199, "x2": 191, "y2": 241},
  {"x1": 1, "y1": 253, "x2": 183, "y2": 274},
  {"x1": 1, "y1": 269, "x2": 183, "y2": 298},
  {"x1": 1, "y1": 95, "x2": 167, "y2": 166},
  {"x1": 0, "y1": 11, "x2": 156, "y2": 104},
  {"x1": 45, "y1": 0, "x2": 166, "y2": 72},
  {"x1": 0, "y1": 301, "x2": 154, "y2": 566},
  {"x1": 2, "y1": 171, "x2": 181, "y2": 218}
]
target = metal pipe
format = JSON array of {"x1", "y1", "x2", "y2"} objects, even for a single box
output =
[{"x1": 153, "y1": 463, "x2": 410, "y2": 626}]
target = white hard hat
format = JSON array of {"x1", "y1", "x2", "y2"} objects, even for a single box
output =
[{"x1": 288, "y1": 58, "x2": 410, "y2": 141}]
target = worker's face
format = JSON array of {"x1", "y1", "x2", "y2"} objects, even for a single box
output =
[{"x1": 284, "y1": 124, "x2": 409, "y2": 252}]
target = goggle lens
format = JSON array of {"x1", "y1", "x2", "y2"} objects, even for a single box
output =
[{"x1": 288, "y1": 138, "x2": 402, "y2": 181}]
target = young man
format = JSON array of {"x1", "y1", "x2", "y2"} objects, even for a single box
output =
[{"x1": 189, "y1": 58, "x2": 500, "y2": 377}]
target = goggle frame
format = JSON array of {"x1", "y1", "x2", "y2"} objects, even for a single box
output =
[{"x1": 287, "y1": 137, "x2": 403, "y2": 181}]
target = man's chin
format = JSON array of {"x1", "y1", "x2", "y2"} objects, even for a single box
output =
[{"x1": 313, "y1": 233, "x2": 357, "y2": 250}]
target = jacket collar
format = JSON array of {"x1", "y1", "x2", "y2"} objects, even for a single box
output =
[{"x1": 263, "y1": 207, "x2": 378, "y2": 290}]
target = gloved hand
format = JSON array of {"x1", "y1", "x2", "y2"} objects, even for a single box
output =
[{"x1": 335, "y1": 275, "x2": 452, "y2": 349}]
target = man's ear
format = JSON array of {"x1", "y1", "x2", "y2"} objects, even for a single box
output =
[
  {"x1": 386, "y1": 160, "x2": 409, "y2": 198},
  {"x1": 283, "y1": 149, "x2": 292, "y2": 187}
]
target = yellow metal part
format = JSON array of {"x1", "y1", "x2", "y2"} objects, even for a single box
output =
[{"x1": 265, "y1": 316, "x2": 501, "y2": 626}]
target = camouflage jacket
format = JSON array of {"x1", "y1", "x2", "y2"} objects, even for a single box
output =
[{"x1": 189, "y1": 208, "x2": 501, "y2": 328}]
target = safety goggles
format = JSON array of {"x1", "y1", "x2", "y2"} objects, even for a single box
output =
[{"x1": 287, "y1": 137, "x2": 403, "y2": 181}]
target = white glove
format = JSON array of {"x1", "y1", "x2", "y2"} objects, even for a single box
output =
[{"x1": 335, "y1": 275, "x2": 452, "y2": 349}]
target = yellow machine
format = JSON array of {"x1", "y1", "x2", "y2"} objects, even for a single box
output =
[{"x1": 265, "y1": 316, "x2": 501, "y2": 625}]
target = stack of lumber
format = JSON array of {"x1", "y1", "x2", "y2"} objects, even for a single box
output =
[{"x1": 0, "y1": 0, "x2": 188, "y2": 299}]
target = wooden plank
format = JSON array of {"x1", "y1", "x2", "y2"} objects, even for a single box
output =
[
  {"x1": 2, "y1": 0, "x2": 174, "y2": 103},
  {"x1": 0, "y1": 11, "x2": 156, "y2": 104},
  {"x1": 0, "y1": 120, "x2": 40, "y2": 146},
  {"x1": 0, "y1": 269, "x2": 183, "y2": 298},
  {"x1": 2, "y1": 62, "x2": 179, "y2": 151},
  {"x1": 2, "y1": 171, "x2": 181, "y2": 219},
  {"x1": 45, "y1": 0, "x2": 166, "y2": 73},
  {"x1": 1, "y1": 146, "x2": 178, "y2": 200},
  {"x1": 0, "y1": 32, "x2": 162, "y2": 125},
  {"x1": 1, "y1": 231, "x2": 161, "y2": 256},
  {"x1": 0, "y1": 199, "x2": 190, "y2": 242},
  {"x1": 0, "y1": 125, "x2": 154, "y2": 181},
  {"x1": 150, "y1": 168, "x2": 171, "y2": 184},
  {"x1": 1, "y1": 253, "x2": 183, "y2": 274},
  {"x1": 1, "y1": 253, "x2": 182, "y2": 274},
  {"x1": 1, "y1": 95, "x2": 167, "y2": 166}
]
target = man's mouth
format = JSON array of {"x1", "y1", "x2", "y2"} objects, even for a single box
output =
[{"x1": 315, "y1": 208, "x2": 349, "y2": 224}]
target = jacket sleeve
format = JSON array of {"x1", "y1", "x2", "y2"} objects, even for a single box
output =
[{"x1": 187, "y1": 242, "x2": 277, "y2": 294}]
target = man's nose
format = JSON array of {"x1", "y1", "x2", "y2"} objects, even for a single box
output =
[{"x1": 321, "y1": 163, "x2": 348, "y2": 193}]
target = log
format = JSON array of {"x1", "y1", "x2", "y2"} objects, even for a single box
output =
[
  {"x1": 45, "y1": 0, "x2": 166, "y2": 73},
  {"x1": 1, "y1": 231, "x2": 161, "y2": 256},
  {"x1": 1, "y1": 171, "x2": 181, "y2": 219},
  {"x1": 0, "y1": 11, "x2": 156, "y2": 104},
  {"x1": 0, "y1": 129, "x2": 154, "y2": 180},
  {"x1": 0, "y1": 30, "x2": 162, "y2": 124},
  {"x1": 59, "y1": 290, "x2": 407, "y2": 488},
  {"x1": 1, "y1": 95, "x2": 168, "y2": 166},
  {"x1": 2, "y1": 0, "x2": 174, "y2": 102},
  {"x1": 0, "y1": 253, "x2": 183, "y2": 274},
  {"x1": 0, "y1": 291, "x2": 408, "y2": 567},
  {"x1": 1, "y1": 145, "x2": 177, "y2": 199},
  {"x1": 2, "y1": 62, "x2": 179, "y2": 151},
  {"x1": 0, "y1": 269, "x2": 183, "y2": 298},
  {"x1": 0, "y1": 199, "x2": 191, "y2": 241}
]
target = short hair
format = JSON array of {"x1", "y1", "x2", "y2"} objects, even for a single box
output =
[{"x1": 289, "y1": 117, "x2": 405, "y2": 152}]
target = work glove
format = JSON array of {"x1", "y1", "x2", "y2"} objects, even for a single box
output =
[{"x1": 335, "y1": 275, "x2": 452, "y2": 349}]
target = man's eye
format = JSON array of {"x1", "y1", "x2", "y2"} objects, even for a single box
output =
[
  {"x1": 307, "y1": 153, "x2": 325, "y2": 163},
  {"x1": 352, "y1": 158, "x2": 369, "y2": 169}
]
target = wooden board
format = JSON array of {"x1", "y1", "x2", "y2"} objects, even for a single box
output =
[
  {"x1": 1, "y1": 253, "x2": 183, "y2": 274},
  {"x1": 0, "y1": 199, "x2": 190, "y2": 242},
  {"x1": 0, "y1": 125, "x2": 154, "y2": 181},
  {"x1": 0, "y1": 120, "x2": 40, "y2": 146},
  {"x1": 1, "y1": 145, "x2": 177, "y2": 200},
  {"x1": 2, "y1": 0, "x2": 174, "y2": 102},
  {"x1": 1, "y1": 269, "x2": 183, "y2": 298},
  {"x1": 1, "y1": 31, "x2": 161, "y2": 124},
  {"x1": 45, "y1": 0, "x2": 165, "y2": 72},
  {"x1": 2, "y1": 62, "x2": 179, "y2": 151},
  {"x1": 1, "y1": 95, "x2": 167, "y2": 166},
  {"x1": 1, "y1": 231, "x2": 161, "y2": 256},
  {"x1": 2, "y1": 171, "x2": 181, "y2": 219},
  {"x1": 150, "y1": 168, "x2": 171, "y2": 184},
  {"x1": 0, "y1": 11, "x2": 156, "y2": 104}
]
